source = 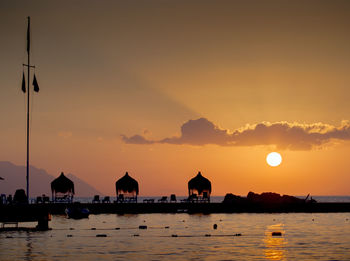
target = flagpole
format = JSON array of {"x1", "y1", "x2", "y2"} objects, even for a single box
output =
[{"x1": 26, "y1": 16, "x2": 30, "y2": 202}]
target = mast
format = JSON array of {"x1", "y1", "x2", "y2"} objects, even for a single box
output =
[
  {"x1": 26, "y1": 16, "x2": 30, "y2": 202},
  {"x1": 22, "y1": 17, "x2": 40, "y2": 202},
  {"x1": 23, "y1": 16, "x2": 37, "y2": 202}
]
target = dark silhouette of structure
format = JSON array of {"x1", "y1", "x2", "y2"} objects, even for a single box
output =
[
  {"x1": 188, "y1": 171, "x2": 211, "y2": 202},
  {"x1": 115, "y1": 172, "x2": 139, "y2": 203},
  {"x1": 51, "y1": 172, "x2": 74, "y2": 202},
  {"x1": 13, "y1": 189, "x2": 27, "y2": 204}
]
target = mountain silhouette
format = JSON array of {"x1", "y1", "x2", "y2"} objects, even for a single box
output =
[{"x1": 0, "y1": 161, "x2": 101, "y2": 197}]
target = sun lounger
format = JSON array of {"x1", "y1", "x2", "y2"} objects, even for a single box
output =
[{"x1": 158, "y1": 196, "x2": 168, "y2": 203}]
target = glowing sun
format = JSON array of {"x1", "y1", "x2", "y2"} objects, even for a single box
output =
[{"x1": 266, "y1": 152, "x2": 282, "y2": 167}]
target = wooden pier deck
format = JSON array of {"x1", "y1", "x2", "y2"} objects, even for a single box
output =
[
  {"x1": 61, "y1": 202, "x2": 350, "y2": 214},
  {"x1": 1, "y1": 201, "x2": 349, "y2": 231},
  {"x1": 0, "y1": 204, "x2": 51, "y2": 231}
]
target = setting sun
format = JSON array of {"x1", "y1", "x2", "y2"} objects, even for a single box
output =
[{"x1": 266, "y1": 152, "x2": 282, "y2": 167}]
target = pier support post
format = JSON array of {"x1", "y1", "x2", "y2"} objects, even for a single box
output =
[{"x1": 36, "y1": 214, "x2": 50, "y2": 230}]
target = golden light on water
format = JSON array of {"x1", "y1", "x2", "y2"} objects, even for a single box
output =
[{"x1": 264, "y1": 224, "x2": 287, "y2": 260}]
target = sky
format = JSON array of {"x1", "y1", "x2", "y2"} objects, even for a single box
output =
[{"x1": 1, "y1": 0, "x2": 350, "y2": 196}]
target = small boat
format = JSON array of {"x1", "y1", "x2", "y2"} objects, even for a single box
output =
[{"x1": 65, "y1": 203, "x2": 89, "y2": 219}]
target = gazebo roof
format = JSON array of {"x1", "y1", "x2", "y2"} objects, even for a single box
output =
[
  {"x1": 115, "y1": 172, "x2": 139, "y2": 195},
  {"x1": 51, "y1": 172, "x2": 75, "y2": 194},
  {"x1": 188, "y1": 171, "x2": 212, "y2": 194}
]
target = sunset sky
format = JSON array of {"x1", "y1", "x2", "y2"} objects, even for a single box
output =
[{"x1": 1, "y1": 0, "x2": 350, "y2": 196}]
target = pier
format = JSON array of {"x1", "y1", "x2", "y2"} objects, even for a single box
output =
[
  {"x1": 1, "y1": 201, "x2": 349, "y2": 231},
  {"x1": 51, "y1": 202, "x2": 350, "y2": 214},
  {"x1": 0, "y1": 204, "x2": 50, "y2": 231},
  {"x1": 1, "y1": 202, "x2": 350, "y2": 219}
]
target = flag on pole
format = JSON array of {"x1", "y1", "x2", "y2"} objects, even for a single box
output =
[
  {"x1": 33, "y1": 74, "x2": 39, "y2": 92},
  {"x1": 22, "y1": 72, "x2": 26, "y2": 93},
  {"x1": 27, "y1": 17, "x2": 30, "y2": 54}
]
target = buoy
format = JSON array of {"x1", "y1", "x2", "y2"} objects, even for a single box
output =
[
  {"x1": 139, "y1": 225, "x2": 147, "y2": 229},
  {"x1": 96, "y1": 234, "x2": 107, "y2": 237},
  {"x1": 213, "y1": 224, "x2": 217, "y2": 229},
  {"x1": 272, "y1": 232, "x2": 282, "y2": 236}
]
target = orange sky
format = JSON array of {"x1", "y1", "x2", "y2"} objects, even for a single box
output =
[{"x1": 1, "y1": 0, "x2": 350, "y2": 196}]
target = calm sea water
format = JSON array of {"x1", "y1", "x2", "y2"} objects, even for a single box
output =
[
  {"x1": 72, "y1": 196, "x2": 350, "y2": 203},
  {"x1": 1, "y1": 213, "x2": 349, "y2": 260}
]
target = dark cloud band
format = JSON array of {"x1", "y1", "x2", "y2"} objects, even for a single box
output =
[{"x1": 122, "y1": 118, "x2": 350, "y2": 150}]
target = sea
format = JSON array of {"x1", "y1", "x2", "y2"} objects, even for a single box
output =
[
  {"x1": 1, "y1": 196, "x2": 349, "y2": 260},
  {"x1": 73, "y1": 195, "x2": 350, "y2": 204}
]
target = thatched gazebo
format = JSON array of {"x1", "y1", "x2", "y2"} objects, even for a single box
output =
[
  {"x1": 51, "y1": 172, "x2": 74, "y2": 202},
  {"x1": 115, "y1": 172, "x2": 139, "y2": 203},
  {"x1": 188, "y1": 171, "x2": 211, "y2": 202}
]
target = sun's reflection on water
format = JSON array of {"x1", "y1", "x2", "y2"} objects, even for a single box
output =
[
  {"x1": 25, "y1": 232, "x2": 33, "y2": 261},
  {"x1": 263, "y1": 224, "x2": 287, "y2": 260}
]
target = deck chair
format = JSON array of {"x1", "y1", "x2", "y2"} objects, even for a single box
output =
[
  {"x1": 203, "y1": 192, "x2": 210, "y2": 203},
  {"x1": 1, "y1": 194, "x2": 7, "y2": 204},
  {"x1": 102, "y1": 196, "x2": 110, "y2": 203},
  {"x1": 36, "y1": 196, "x2": 43, "y2": 204},
  {"x1": 117, "y1": 194, "x2": 124, "y2": 203},
  {"x1": 158, "y1": 196, "x2": 168, "y2": 203},
  {"x1": 170, "y1": 194, "x2": 177, "y2": 203},
  {"x1": 92, "y1": 195, "x2": 100, "y2": 203},
  {"x1": 189, "y1": 194, "x2": 198, "y2": 203},
  {"x1": 43, "y1": 196, "x2": 50, "y2": 203}
]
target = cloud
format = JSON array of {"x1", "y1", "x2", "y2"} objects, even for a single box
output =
[
  {"x1": 231, "y1": 121, "x2": 350, "y2": 150},
  {"x1": 121, "y1": 118, "x2": 350, "y2": 150},
  {"x1": 159, "y1": 118, "x2": 231, "y2": 146},
  {"x1": 121, "y1": 134, "x2": 155, "y2": 144}
]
